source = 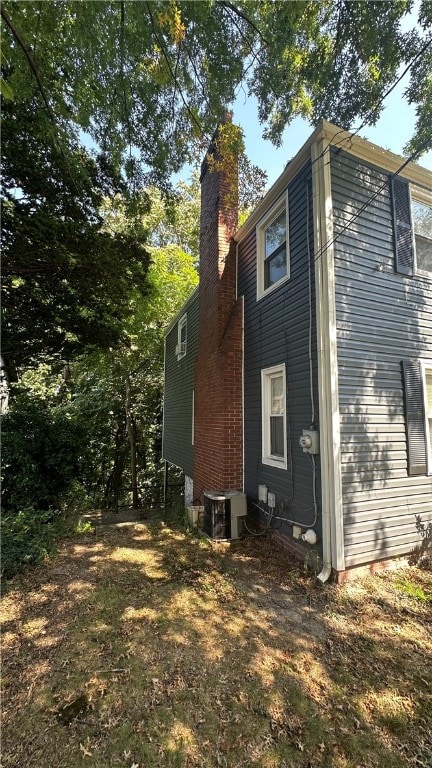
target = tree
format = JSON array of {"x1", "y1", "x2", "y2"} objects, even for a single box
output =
[
  {"x1": 50, "y1": 184, "x2": 199, "y2": 509},
  {"x1": 1, "y1": 101, "x2": 151, "y2": 373},
  {"x1": 1, "y1": 0, "x2": 431, "y2": 190},
  {"x1": 104, "y1": 178, "x2": 201, "y2": 256}
]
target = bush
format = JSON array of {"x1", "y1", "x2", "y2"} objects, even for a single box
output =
[
  {"x1": 0, "y1": 508, "x2": 63, "y2": 579},
  {"x1": 1, "y1": 393, "x2": 85, "y2": 513}
]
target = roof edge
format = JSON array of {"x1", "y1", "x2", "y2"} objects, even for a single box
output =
[
  {"x1": 235, "y1": 119, "x2": 431, "y2": 243},
  {"x1": 164, "y1": 285, "x2": 199, "y2": 337}
]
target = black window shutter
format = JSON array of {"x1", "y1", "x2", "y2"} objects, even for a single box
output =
[
  {"x1": 391, "y1": 177, "x2": 414, "y2": 276},
  {"x1": 401, "y1": 360, "x2": 427, "y2": 476}
]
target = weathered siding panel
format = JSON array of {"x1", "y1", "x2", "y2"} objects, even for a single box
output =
[
  {"x1": 238, "y1": 163, "x2": 322, "y2": 545},
  {"x1": 162, "y1": 289, "x2": 199, "y2": 477},
  {"x1": 331, "y1": 150, "x2": 432, "y2": 567}
]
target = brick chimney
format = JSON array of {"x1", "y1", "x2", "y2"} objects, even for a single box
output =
[{"x1": 193, "y1": 116, "x2": 243, "y2": 500}]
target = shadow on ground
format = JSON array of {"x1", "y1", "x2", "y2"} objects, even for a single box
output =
[{"x1": 1, "y1": 511, "x2": 431, "y2": 768}]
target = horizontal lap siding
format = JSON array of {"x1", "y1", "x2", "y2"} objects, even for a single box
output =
[
  {"x1": 238, "y1": 163, "x2": 321, "y2": 539},
  {"x1": 162, "y1": 290, "x2": 199, "y2": 477},
  {"x1": 331, "y1": 151, "x2": 432, "y2": 568}
]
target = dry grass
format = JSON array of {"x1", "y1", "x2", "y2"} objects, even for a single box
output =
[{"x1": 1, "y1": 517, "x2": 431, "y2": 768}]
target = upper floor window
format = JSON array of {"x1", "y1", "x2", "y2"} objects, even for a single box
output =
[
  {"x1": 412, "y1": 199, "x2": 432, "y2": 275},
  {"x1": 256, "y1": 195, "x2": 290, "y2": 299},
  {"x1": 176, "y1": 313, "x2": 187, "y2": 360},
  {"x1": 392, "y1": 177, "x2": 431, "y2": 278}
]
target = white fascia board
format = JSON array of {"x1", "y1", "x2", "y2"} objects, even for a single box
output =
[
  {"x1": 235, "y1": 119, "x2": 431, "y2": 246},
  {"x1": 312, "y1": 138, "x2": 345, "y2": 575},
  {"x1": 235, "y1": 141, "x2": 313, "y2": 243},
  {"x1": 164, "y1": 285, "x2": 199, "y2": 337},
  {"x1": 318, "y1": 120, "x2": 432, "y2": 191}
]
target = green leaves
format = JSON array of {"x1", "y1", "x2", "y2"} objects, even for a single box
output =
[
  {"x1": 1, "y1": 101, "x2": 151, "y2": 372},
  {"x1": 2, "y1": 0, "x2": 430, "y2": 189},
  {"x1": 1, "y1": 392, "x2": 85, "y2": 513}
]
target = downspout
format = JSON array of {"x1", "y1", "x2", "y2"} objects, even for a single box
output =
[
  {"x1": 312, "y1": 139, "x2": 333, "y2": 584},
  {"x1": 312, "y1": 135, "x2": 345, "y2": 583},
  {"x1": 236, "y1": 241, "x2": 246, "y2": 493}
]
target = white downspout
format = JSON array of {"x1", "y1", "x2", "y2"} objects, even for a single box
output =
[
  {"x1": 312, "y1": 137, "x2": 344, "y2": 582},
  {"x1": 237, "y1": 242, "x2": 246, "y2": 493}
]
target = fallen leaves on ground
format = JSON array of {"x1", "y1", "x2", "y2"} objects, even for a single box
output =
[{"x1": 1, "y1": 518, "x2": 431, "y2": 768}]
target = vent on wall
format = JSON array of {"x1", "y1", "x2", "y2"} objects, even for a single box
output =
[{"x1": 203, "y1": 491, "x2": 247, "y2": 540}]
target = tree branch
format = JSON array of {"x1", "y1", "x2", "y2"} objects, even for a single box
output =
[
  {"x1": 182, "y1": 39, "x2": 211, "y2": 112},
  {"x1": 145, "y1": 1, "x2": 206, "y2": 140},
  {"x1": 216, "y1": 0, "x2": 269, "y2": 46},
  {"x1": 119, "y1": 0, "x2": 133, "y2": 158},
  {"x1": 1, "y1": 4, "x2": 56, "y2": 129}
]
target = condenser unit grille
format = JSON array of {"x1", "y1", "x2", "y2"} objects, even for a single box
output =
[{"x1": 203, "y1": 495, "x2": 231, "y2": 540}]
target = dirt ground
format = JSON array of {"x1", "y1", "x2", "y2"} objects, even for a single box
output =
[{"x1": 1, "y1": 515, "x2": 431, "y2": 768}]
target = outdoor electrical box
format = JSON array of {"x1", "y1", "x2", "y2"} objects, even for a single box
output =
[
  {"x1": 258, "y1": 485, "x2": 268, "y2": 503},
  {"x1": 292, "y1": 525, "x2": 302, "y2": 540},
  {"x1": 299, "y1": 429, "x2": 319, "y2": 454}
]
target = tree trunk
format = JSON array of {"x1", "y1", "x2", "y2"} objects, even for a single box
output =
[
  {"x1": 103, "y1": 424, "x2": 126, "y2": 510},
  {"x1": 125, "y1": 374, "x2": 140, "y2": 508}
]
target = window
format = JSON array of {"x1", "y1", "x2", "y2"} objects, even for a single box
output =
[
  {"x1": 423, "y1": 364, "x2": 432, "y2": 474},
  {"x1": 412, "y1": 199, "x2": 432, "y2": 275},
  {"x1": 257, "y1": 195, "x2": 289, "y2": 299},
  {"x1": 391, "y1": 179, "x2": 432, "y2": 278},
  {"x1": 402, "y1": 359, "x2": 432, "y2": 476},
  {"x1": 176, "y1": 313, "x2": 187, "y2": 360},
  {"x1": 261, "y1": 364, "x2": 287, "y2": 468}
]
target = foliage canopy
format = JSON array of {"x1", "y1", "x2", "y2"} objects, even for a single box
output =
[
  {"x1": 2, "y1": 0, "x2": 431, "y2": 191},
  {"x1": 1, "y1": 101, "x2": 151, "y2": 371}
]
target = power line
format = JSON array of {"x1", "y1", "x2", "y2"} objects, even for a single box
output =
[
  {"x1": 310, "y1": 36, "x2": 432, "y2": 173},
  {"x1": 313, "y1": 136, "x2": 431, "y2": 268}
]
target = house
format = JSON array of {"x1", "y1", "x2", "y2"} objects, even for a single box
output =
[{"x1": 163, "y1": 118, "x2": 432, "y2": 582}]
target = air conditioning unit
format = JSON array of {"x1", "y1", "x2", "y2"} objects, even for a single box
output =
[
  {"x1": 175, "y1": 342, "x2": 186, "y2": 356},
  {"x1": 203, "y1": 491, "x2": 247, "y2": 540}
]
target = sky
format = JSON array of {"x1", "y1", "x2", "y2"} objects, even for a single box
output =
[
  {"x1": 230, "y1": 79, "x2": 431, "y2": 192},
  {"x1": 228, "y1": 3, "x2": 431, "y2": 192}
]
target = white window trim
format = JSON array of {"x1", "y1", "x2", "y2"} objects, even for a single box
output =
[
  {"x1": 176, "y1": 313, "x2": 187, "y2": 360},
  {"x1": 421, "y1": 360, "x2": 432, "y2": 475},
  {"x1": 191, "y1": 390, "x2": 195, "y2": 446},
  {"x1": 256, "y1": 193, "x2": 290, "y2": 300},
  {"x1": 411, "y1": 185, "x2": 432, "y2": 278},
  {"x1": 261, "y1": 363, "x2": 287, "y2": 469}
]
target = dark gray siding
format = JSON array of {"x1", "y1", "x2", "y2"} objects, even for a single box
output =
[
  {"x1": 238, "y1": 164, "x2": 322, "y2": 542},
  {"x1": 331, "y1": 150, "x2": 432, "y2": 567},
  {"x1": 162, "y1": 289, "x2": 199, "y2": 477}
]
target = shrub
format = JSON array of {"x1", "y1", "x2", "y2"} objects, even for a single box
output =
[
  {"x1": 0, "y1": 508, "x2": 63, "y2": 579},
  {"x1": 1, "y1": 393, "x2": 84, "y2": 513}
]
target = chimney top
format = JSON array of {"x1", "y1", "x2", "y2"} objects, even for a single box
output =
[{"x1": 200, "y1": 111, "x2": 233, "y2": 181}]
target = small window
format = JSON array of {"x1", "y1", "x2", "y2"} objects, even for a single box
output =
[
  {"x1": 257, "y1": 195, "x2": 289, "y2": 299},
  {"x1": 423, "y1": 363, "x2": 432, "y2": 474},
  {"x1": 176, "y1": 314, "x2": 187, "y2": 359},
  {"x1": 412, "y1": 199, "x2": 432, "y2": 275},
  {"x1": 261, "y1": 364, "x2": 287, "y2": 469}
]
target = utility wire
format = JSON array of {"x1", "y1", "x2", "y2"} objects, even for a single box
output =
[
  {"x1": 309, "y1": 36, "x2": 432, "y2": 175},
  {"x1": 313, "y1": 136, "x2": 431, "y2": 269}
]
